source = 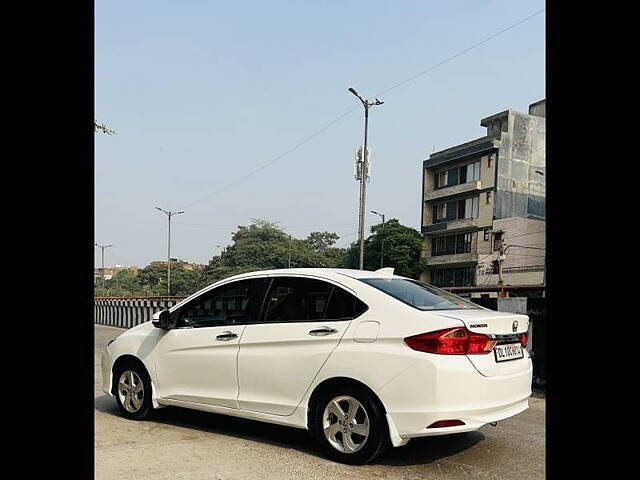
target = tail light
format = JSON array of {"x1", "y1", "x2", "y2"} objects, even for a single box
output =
[
  {"x1": 404, "y1": 327, "x2": 497, "y2": 355},
  {"x1": 519, "y1": 333, "x2": 528, "y2": 348}
]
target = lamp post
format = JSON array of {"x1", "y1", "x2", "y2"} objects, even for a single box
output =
[
  {"x1": 94, "y1": 243, "x2": 113, "y2": 295},
  {"x1": 155, "y1": 207, "x2": 184, "y2": 295},
  {"x1": 371, "y1": 210, "x2": 385, "y2": 268},
  {"x1": 216, "y1": 245, "x2": 225, "y2": 266},
  {"x1": 349, "y1": 87, "x2": 383, "y2": 270}
]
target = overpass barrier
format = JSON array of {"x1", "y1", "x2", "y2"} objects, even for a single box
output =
[{"x1": 94, "y1": 297, "x2": 187, "y2": 329}]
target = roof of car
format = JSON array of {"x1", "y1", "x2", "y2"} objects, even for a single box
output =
[{"x1": 232, "y1": 267, "x2": 406, "y2": 280}]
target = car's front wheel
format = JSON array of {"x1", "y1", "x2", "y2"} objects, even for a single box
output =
[
  {"x1": 114, "y1": 363, "x2": 152, "y2": 420},
  {"x1": 311, "y1": 386, "x2": 389, "y2": 465}
]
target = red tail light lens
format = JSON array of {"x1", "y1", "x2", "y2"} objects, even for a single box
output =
[
  {"x1": 404, "y1": 327, "x2": 496, "y2": 355},
  {"x1": 519, "y1": 333, "x2": 528, "y2": 348},
  {"x1": 428, "y1": 419, "x2": 466, "y2": 428}
]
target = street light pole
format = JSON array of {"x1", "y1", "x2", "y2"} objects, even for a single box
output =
[
  {"x1": 371, "y1": 210, "x2": 385, "y2": 268},
  {"x1": 155, "y1": 207, "x2": 184, "y2": 296},
  {"x1": 349, "y1": 87, "x2": 383, "y2": 270},
  {"x1": 94, "y1": 243, "x2": 113, "y2": 294},
  {"x1": 217, "y1": 245, "x2": 225, "y2": 266}
]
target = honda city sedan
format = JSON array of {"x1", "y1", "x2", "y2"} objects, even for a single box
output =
[{"x1": 101, "y1": 268, "x2": 532, "y2": 464}]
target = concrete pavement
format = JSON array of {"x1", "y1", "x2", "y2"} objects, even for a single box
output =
[{"x1": 95, "y1": 324, "x2": 545, "y2": 480}]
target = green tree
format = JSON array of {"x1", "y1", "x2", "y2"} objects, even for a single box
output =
[
  {"x1": 94, "y1": 120, "x2": 115, "y2": 135},
  {"x1": 345, "y1": 219, "x2": 426, "y2": 279},
  {"x1": 198, "y1": 219, "x2": 348, "y2": 287},
  {"x1": 306, "y1": 231, "x2": 339, "y2": 252}
]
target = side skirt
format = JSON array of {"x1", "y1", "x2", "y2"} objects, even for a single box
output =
[{"x1": 157, "y1": 397, "x2": 308, "y2": 430}]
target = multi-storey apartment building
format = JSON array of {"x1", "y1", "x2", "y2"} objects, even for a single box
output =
[{"x1": 420, "y1": 100, "x2": 545, "y2": 288}]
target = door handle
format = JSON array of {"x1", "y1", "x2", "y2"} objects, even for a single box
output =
[
  {"x1": 216, "y1": 331, "x2": 238, "y2": 341},
  {"x1": 309, "y1": 327, "x2": 338, "y2": 336}
]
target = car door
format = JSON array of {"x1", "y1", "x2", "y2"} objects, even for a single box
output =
[
  {"x1": 155, "y1": 277, "x2": 263, "y2": 408},
  {"x1": 237, "y1": 275, "x2": 368, "y2": 415}
]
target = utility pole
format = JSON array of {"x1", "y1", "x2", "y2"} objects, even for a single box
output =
[
  {"x1": 288, "y1": 234, "x2": 292, "y2": 268},
  {"x1": 349, "y1": 87, "x2": 383, "y2": 270},
  {"x1": 371, "y1": 210, "x2": 385, "y2": 268},
  {"x1": 94, "y1": 243, "x2": 113, "y2": 295},
  {"x1": 497, "y1": 234, "x2": 508, "y2": 298},
  {"x1": 155, "y1": 207, "x2": 184, "y2": 296}
]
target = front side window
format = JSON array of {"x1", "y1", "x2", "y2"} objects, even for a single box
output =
[
  {"x1": 176, "y1": 279, "x2": 257, "y2": 328},
  {"x1": 359, "y1": 278, "x2": 479, "y2": 310},
  {"x1": 262, "y1": 277, "x2": 367, "y2": 323}
]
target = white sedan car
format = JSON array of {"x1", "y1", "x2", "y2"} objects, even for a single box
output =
[{"x1": 101, "y1": 268, "x2": 532, "y2": 464}]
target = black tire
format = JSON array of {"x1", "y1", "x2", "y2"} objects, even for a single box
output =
[
  {"x1": 310, "y1": 386, "x2": 390, "y2": 465},
  {"x1": 113, "y1": 362, "x2": 153, "y2": 421}
]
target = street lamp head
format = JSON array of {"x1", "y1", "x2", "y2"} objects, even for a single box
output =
[
  {"x1": 348, "y1": 87, "x2": 358, "y2": 96},
  {"x1": 374, "y1": 98, "x2": 384, "y2": 105},
  {"x1": 175, "y1": 211, "x2": 185, "y2": 215}
]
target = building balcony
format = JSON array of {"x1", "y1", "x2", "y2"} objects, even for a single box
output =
[
  {"x1": 424, "y1": 180, "x2": 484, "y2": 202},
  {"x1": 425, "y1": 252, "x2": 478, "y2": 267},
  {"x1": 422, "y1": 217, "x2": 486, "y2": 235}
]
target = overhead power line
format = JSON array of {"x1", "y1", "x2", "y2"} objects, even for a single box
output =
[{"x1": 178, "y1": 7, "x2": 545, "y2": 210}]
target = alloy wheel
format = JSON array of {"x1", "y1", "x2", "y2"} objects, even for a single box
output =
[
  {"x1": 322, "y1": 395, "x2": 370, "y2": 454},
  {"x1": 117, "y1": 370, "x2": 144, "y2": 413}
]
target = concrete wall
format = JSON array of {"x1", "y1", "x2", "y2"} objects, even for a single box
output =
[
  {"x1": 94, "y1": 298, "x2": 186, "y2": 329},
  {"x1": 494, "y1": 110, "x2": 546, "y2": 220},
  {"x1": 476, "y1": 217, "x2": 545, "y2": 286}
]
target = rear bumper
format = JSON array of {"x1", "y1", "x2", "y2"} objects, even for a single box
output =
[{"x1": 377, "y1": 354, "x2": 532, "y2": 445}]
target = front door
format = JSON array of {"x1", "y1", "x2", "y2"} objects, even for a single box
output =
[{"x1": 156, "y1": 278, "x2": 262, "y2": 408}]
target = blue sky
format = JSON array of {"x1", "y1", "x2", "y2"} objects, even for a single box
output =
[{"x1": 95, "y1": 0, "x2": 545, "y2": 268}]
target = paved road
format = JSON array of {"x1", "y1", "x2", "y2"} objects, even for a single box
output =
[{"x1": 95, "y1": 324, "x2": 545, "y2": 480}]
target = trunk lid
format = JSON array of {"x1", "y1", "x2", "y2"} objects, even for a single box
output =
[{"x1": 436, "y1": 309, "x2": 531, "y2": 377}]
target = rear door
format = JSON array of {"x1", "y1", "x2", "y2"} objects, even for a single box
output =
[
  {"x1": 237, "y1": 275, "x2": 366, "y2": 415},
  {"x1": 436, "y1": 309, "x2": 530, "y2": 377}
]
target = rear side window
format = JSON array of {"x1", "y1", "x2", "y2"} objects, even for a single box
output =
[
  {"x1": 261, "y1": 277, "x2": 368, "y2": 323},
  {"x1": 325, "y1": 286, "x2": 368, "y2": 320}
]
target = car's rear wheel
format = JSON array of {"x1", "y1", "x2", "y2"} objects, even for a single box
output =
[
  {"x1": 114, "y1": 364, "x2": 152, "y2": 420},
  {"x1": 311, "y1": 386, "x2": 389, "y2": 465}
]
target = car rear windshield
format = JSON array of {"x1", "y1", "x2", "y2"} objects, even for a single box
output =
[{"x1": 359, "y1": 278, "x2": 481, "y2": 311}]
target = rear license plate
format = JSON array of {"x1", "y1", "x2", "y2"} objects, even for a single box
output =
[{"x1": 494, "y1": 343, "x2": 524, "y2": 362}]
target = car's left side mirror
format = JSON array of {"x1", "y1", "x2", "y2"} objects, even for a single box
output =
[{"x1": 152, "y1": 309, "x2": 174, "y2": 330}]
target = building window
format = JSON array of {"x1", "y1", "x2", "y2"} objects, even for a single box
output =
[
  {"x1": 431, "y1": 232, "x2": 473, "y2": 256},
  {"x1": 464, "y1": 197, "x2": 479, "y2": 219},
  {"x1": 435, "y1": 203, "x2": 447, "y2": 221},
  {"x1": 434, "y1": 170, "x2": 449, "y2": 189},
  {"x1": 431, "y1": 266, "x2": 475, "y2": 287},
  {"x1": 434, "y1": 159, "x2": 480, "y2": 190},
  {"x1": 466, "y1": 161, "x2": 480, "y2": 182},
  {"x1": 432, "y1": 196, "x2": 478, "y2": 224},
  {"x1": 493, "y1": 232, "x2": 502, "y2": 252}
]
